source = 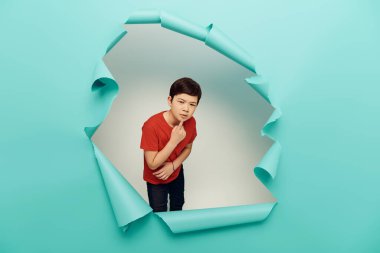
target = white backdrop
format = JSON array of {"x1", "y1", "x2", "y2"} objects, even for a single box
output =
[{"x1": 92, "y1": 24, "x2": 276, "y2": 210}]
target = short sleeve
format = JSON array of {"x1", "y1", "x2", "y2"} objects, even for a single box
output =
[
  {"x1": 140, "y1": 123, "x2": 159, "y2": 151},
  {"x1": 190, "y1": 118, "x2": 197, "y2": 143}
]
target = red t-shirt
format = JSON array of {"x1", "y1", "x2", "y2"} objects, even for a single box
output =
[{"x1": 140, "y1": 110, "x2": 197, "y2": 184}]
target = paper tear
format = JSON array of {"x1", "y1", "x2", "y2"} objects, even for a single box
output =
[{"x1": 85, "y1": 9, "x2": 282, "y2": 233}]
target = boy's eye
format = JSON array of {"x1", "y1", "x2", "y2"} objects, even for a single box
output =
[{"x1": 178, "y1": 101, "x2": 184, "y2": 104}]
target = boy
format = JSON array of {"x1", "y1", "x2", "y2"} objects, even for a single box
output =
[{"x1": 140, "y1": 77, "x2": 202, "y2": 212}]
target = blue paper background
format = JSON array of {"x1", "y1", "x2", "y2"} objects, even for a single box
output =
[{"x1": 1, "y1": 0, "x2": 379, "y2": 252}]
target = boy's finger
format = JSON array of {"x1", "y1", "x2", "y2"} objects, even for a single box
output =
[
  {"x1": 155, "y1": 171, "x2": 165, "y2": 177},
  {"x1": 154, "y1": 173, "x2": 162, "y2": 178},
  {"x1": 178, "y1": 120, "x2": 184, "y2": 128},
  {"x1": 153, "y1": 169, "x2": 163, "y2": 175}
]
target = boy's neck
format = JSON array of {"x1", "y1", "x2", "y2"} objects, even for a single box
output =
[{"x1": 164, "y1": 110, "x2": 180, "y2": 127}]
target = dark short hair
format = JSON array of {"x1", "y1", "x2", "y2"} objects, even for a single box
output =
[{"x1": 169, "y1": 77, "x2": 202, "y2": 104}]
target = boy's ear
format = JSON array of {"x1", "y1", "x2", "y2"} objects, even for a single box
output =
[{"x1": 167, "y1": 96, "x2": 173, "y2": 106}]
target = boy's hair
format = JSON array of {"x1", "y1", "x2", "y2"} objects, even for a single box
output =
[{"x1": 169, "y1": 77, "x2": 202, "y2": 104}]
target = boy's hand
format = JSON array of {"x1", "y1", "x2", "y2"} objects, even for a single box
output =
[
  {"x1": 153, "y1": 162, "x2": 175, "y2": 181},
  {"x1": 170, "y1": 120, "x2": 186, "y2": 145}
]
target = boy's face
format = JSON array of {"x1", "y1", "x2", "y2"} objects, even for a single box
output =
[{"x1": 168, "y1": 93, "x2": 198, "y2": 122}]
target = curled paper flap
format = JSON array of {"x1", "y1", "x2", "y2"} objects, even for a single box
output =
[
  {"x1": 205, "y1": 24, "x2": 256, "y2": 73},
  {"x1": 255, "y1": 141, "x2": 281, "y2": 181},
  {"x1": 126, "y1": 10, "x2": 255, "y2": 72},
  {"x1": 157, "y1": 203, "x2": 276, "y2": 233},
  {"x1": 86, "y1": 59, "x2": 152, "y2": 229},
  {"x1": 125, "y1": 9, "x2": 161, "y2": 24},
  {"x1": 160, "y1": 11, "x2": 208, "y2": 41},
  {"x1": 85, "y1": 61, "x2": 119, "y2": 138},
  {"x1": 86, "y1": 9, "x2": 282, "y2": 233},
  {"x1": 246, "y1": 75, "x2": 270, "y2": 103},
  {"x1": 93, "y1": 144, "x2": 151, "y2": 230},
  {"x1": 107, "y1": 31, "x2": 128, "y2": 54},
  {"x1": 261, "y1": 108, "x2": 282, "y2": 137}
]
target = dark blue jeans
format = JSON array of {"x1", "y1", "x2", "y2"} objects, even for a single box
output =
[{"x1": 146, "y1": 166, "x2": 185, "y2": 212}]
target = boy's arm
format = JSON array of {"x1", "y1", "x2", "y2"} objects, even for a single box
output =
[
  {"x1": 172, "y1": 143, "x2": 192, "y2": 169},
  {"x1": 144, "y1": 140, "x2": 177, "y2": 170},
  {"x1": 153, "y1": 143, "x2": 193, "y2": 180}
]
